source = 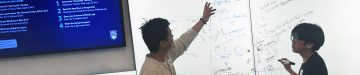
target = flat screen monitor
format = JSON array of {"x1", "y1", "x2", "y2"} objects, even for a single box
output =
[{"x1": 0, "y1": 0, "x2": 126, "y2": 58}]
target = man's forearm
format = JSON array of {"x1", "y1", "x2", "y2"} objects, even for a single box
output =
[
  {"x1": 286, "y1": 69, "x2": 297, "y2": 75},
  {"x1": 192, "y1": 19, "x2": 206, "y2": 32}
]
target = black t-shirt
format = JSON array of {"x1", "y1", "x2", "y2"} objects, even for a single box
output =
[{"x1": 298, "y1": 52, "x2": 328, "y2": 75}]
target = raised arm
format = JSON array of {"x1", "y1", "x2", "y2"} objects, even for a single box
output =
[
  {"x1": 192, "y1": 2, "x2": 216, "y2": 32},
  {"x1": 168, "y1": 2, "x2": 216, "y2": 61}
]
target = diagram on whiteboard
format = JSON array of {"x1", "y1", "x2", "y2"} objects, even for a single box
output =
[{"x1": 130, "y1": 0, "x2": 323, "y2": 75}]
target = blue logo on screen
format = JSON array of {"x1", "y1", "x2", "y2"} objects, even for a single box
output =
[{"x1": 110, "y1": 30, "x2": 118, "y2": 40}]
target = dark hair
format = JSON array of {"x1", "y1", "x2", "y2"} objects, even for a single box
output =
[
  {"x1": 291, "y1": 23, "x2": 325, "y2": 51},
  {"x1": 140, "y1": 18, "x2": 170, "y2": 53}
]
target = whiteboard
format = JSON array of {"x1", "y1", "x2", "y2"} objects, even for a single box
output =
[{"x1": 129, "y1": 0, "x2": 360, "y2": 75}]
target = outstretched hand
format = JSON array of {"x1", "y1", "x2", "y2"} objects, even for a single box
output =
[
  {"x1": 279, "y1": 58, "x2": 297, "y2": 75},
  {"x1": 279, "y1": 58, "x2": 292, "y2": 69},
  {"x1": 202, "y1": 2, "x2": 216, "y2": 22}
]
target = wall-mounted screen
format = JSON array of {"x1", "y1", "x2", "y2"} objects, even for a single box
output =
[{"x1": 0, "y1": 0, "x2": 126, "y2": 58}]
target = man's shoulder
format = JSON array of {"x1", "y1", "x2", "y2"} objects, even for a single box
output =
[
  {"x1": 302, "y1": 52, "x2": 328, "y2": 75},
  {"x1": 140, "y1": 57, "x2": 166, "y2": 75},
  {"x1": 140, "y1": 67, "x2": 162, "y2": 75},
  {"x1": 302, "y1": 52, "x2": 327, "y2": 69},
  {"x1": 142, "y1": 56, "x2": 164, "y2": 68},
  {"x1": 310, "y1": 52, "x2": 326, "y2": 65}
]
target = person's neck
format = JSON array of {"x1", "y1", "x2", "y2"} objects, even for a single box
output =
[
  {"x1": 299, "y1": 50, "x2": 315, "y2": 63},
  {"x1": 149, "y1": 50, "x2": 168, "y2": 62}
]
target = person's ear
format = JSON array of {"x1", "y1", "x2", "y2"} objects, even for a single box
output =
[
  {"x1": 159, "y1": 41, "x2": 167, "y2": 49},
  {"x1": 305, "y1": 42, "x2": 314, "y2": 49}
]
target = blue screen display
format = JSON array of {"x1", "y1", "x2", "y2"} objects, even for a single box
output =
[{"x1": 0, "y1": 0, "x2": 126, "y2": 58}]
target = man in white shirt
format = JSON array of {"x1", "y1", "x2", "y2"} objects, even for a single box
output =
[{"x1": 139, "y1": 2, "x2": 215, "y2": 75}]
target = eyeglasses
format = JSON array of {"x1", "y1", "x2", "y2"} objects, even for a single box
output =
[{"x1": 290, "y1": 35, "x2": 298, "y2": 42}]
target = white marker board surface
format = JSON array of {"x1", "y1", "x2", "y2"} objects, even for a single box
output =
[{"x1": 129, "y1": 0, "x2": 360, "y2": 75}]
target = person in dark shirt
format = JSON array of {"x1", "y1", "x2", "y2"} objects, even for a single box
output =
[{"x1": 279, "y1": 23, "x2": 328, "y2": 75}]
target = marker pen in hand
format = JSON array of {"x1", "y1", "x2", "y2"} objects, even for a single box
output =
[{"x1": 278, "y1": 59, "x2": 295, "y2": 65}]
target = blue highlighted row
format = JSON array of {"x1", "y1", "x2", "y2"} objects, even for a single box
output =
[{"x1": 0, "y1": 39, "x2": 18, "y2": 49}]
